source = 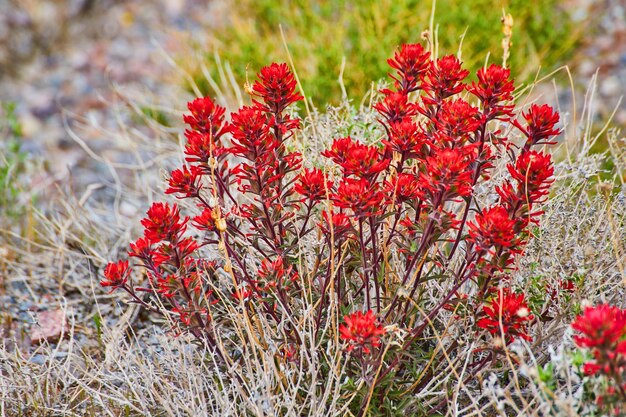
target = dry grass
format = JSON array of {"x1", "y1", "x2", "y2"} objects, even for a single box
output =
[{"x1": 0, "y1": 61, "x2": 624, "y2": 416}]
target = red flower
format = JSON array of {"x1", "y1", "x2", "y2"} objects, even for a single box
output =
[
  {"x1": 514, "y1": 104, "x2": 561, "y2": 146},
  {"x1": 476, "y1": 288, "x2": 533, "y2": 343},
  {"x1": 176, "y1": 237, "x2": 199, "y2": 260},
  {"x1": 382, "y1": 119, "x2": 427, "y2": 159},
  {"x1": 141, "y1": 202, "x2": 188, "y2": 244},
  {"x1": 128, "y1": 237, "x2": 154, "y2": 266},
  {"x1": 183, "y1": 97, "x2": 227, "y2": 136},
  {"x1": 294, "y1": 168, "x2": 331, "y2": 202},
  {"x1": 339, "y1": 310, "x2": 386, "y2": 354},
  {"x1": 101, "y1": 260, "x2": 130, "y2": 290},
  {"x1": 320, "y1": 210, "x2": 353, "y2": 239},
  {"x1": 385, "y1": 173, "x2": 422, "y2": 204},
  {"x1": 374, "y1": 91, "x2": 417, "y2": 124},
  {"x1": 232, "y1": 286, "x2": 254, "y2": 301},
  {"x1": 387, "y1": 43, "x2": 430, "y2": 93},
  {"x1": 192, "y1": 208, "x2": 218, "y2": 232},
  {"x1": 321, "y1": 137, "x2": 354, "y2": 167},
  {"x1": 467, "y1": 64, "x2": 515, "y2": 119},
  {"x1": 572, "y1": 304, "x2": 626, "y2": 402},
  {"x1": 418, "y1": 146, "x2": 475, "y2": 203},
  {"x1": 151, "y1": 238, "x2": 199, "y2": 268},
  {"x1": 165, "y1": 165, "x2": 203, "y2": 198},
  {"x1": 322, "y1": 137, "x2": 389, "y2": 180},
  {"x1": 332, "y1": 178, "x2": 384, "y2": 218},
  {"x1": 435, "y1": 98, "x2": 482, "y2": 141},
  {"x1": 468, "y1": 206, "x2": 519, "y2": 250},
  {"x1": 257, "y1": 256, "x2": 298, "y2": 291},
  {"x1": 228, "y1": 106, "x2": 274, "y2": 159},
  {"x1": 184, "y1": 130, "x2": 228, "y2": 164},
  {"x1": 572, "y1": 305, "x2": 626, "y2": 349},
  {"x1": 421, "y1": 55, "x2": 469, "y2": 104},
  {"x1": 252, "y1": 63, "x2": 303, "y2": 114},
  {"x1": 508, "y1": 150, "x2": 554, "y2": 203}
]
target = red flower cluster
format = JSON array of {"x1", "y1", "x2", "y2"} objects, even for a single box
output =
[
  {"x1": 339, "y1": 310, "x2": 386, "y2": 355},
  {"x1": 333, "y1": 177, "x2": 385, "y2": 218},
  {"x1": 256, "y1": 256, "x2": 299, "y2": 292},
  {"x1": 421, "y1": 55, "x2": 469, "y2": 106},
  {"x1": 572, "y1": 304, "x2": 626, "y2": 412},
  {"x1": 101, "y1": 44, "x2": 562, "y2": 408},
  {"x1": 507, "y1": 150, "x2": 554, "y2": 204},
  {"x1": 252, "y1": 62, "x2": 303, "y2": 115},
  {"x1": 100, "y1": 260, "x2": 130, "y2": 290},
  {"x1": 468, "y1": 206, "x2": 519, "y2": 251},
  {"x1": 418, "y1": 147, "x2": 475, "y2": 204},
  {"x1": 140, "y1": 203, "x2": 188, "y2": 244},
  {"x1": 467, "y1": 64, "x2": 515, "y2": 120},
  {"x1": 320, "y1": 210, "x2": 353, "y2": 240},
  {"x1": 476, "y1": 288, "x2": 533, "y2": 344},
  {"x1": 322, "y1": 137, "x2": 389, "y2": 180},
  {"x1": 183, "y1": 97, "x2": 228, "y2": 163},
  {"x1": 227, "y1": 65, "x2": 303, "y2": 239},
  {"x1": 294, "y1": 168, "x2": 331, "y2": 203},
  {"x1": 573, "y1": 305, "x2": 626, "y2": 368},
  {"x1": 386, "y1": 43, "x2": 430, "y2": 93},
  {"x1": 515, "y1": 104, "x2": 561, "y2": 146},
  {"x1": 166, "y1": 165, "x2": 203, "y2": 198}
]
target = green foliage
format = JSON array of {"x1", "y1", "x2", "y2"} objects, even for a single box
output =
[
  {"x1": 537, "y1": 362, "x2": 556, "y2": 391},
  {"x1": 0, "y1": 102, "x2": 28, "y2": 221},
  {"x1": 192, "y1": 0, "x2": 581, "y2": 105}
]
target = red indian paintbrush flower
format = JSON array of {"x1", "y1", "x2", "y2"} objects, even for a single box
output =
[
  {"x1": 374, "y1": 91, "x2": 417, "y2": 124},
  {"x1": 417, "y1": 146, "x2": 475, "y2": 203},
  {"x1": 339, "y1": 310, "x2": 386, "y2": 354},
  {"x1": 385, "y1": 173, "x2": 422, "y2": 204},
  {"x1": 228, "y1": 106, "x2": 274, "y2": 159},
  {"x1": 165, "y1": 165, "x2": 204, "y2": 198},
  {"x1": 383, "y1": 119, "x2": 426, "y2": 159},
  {"x1": 476, "y1": 288, "x2": 533, "y2": 343},
  {"x1": 387, "y1": 43, "x2": 430, "y2": 93},
  {"x1": 467, "y1": 64, "x2": 515, "y2": 119},
  {"x1": 294, "y1": 168, "x2": 332, "y2": 203},
  {"x1": 257, "y1": 256, "x2": 298, "y2": 292},
  {"x1": 183, "y1": 96, "x2": 227, "y2": 136},
  {"x1": 320, "y1": 210, "x2": 353, "y2": 239},
  {"x1": 332, "y1": 177, "x2": 384, "y2": 218},
  {"x1": 468, "y1": 206, "x2": 519, "y2": 250},
  {"x1": 141, "y1": 202, "x2": 188, "y2": 244},
  {"x1": 421, "y1": 55, "x2": 469, "y2": 104},
  {"x1": 507, "y1": 150, "x2": 554, "y2": 204},
  {"x1": 435, "y1": 98, "x2": 482, "y2": 142},
  {"x1": 184, "y1": 130, "x2": 228, "y2": 163},
  {"x1": 572, "y1": 305, "x2": 626, "y2": 349},
  {"x1": 101, "y1": 260, "x2": 130, "y2": 290},
  {"x1": 322, "y1": 137, "x2": 389, "y2": 180},
  {"x1": 252, "y1": 62, "x2": 303, "y2": 114},
  {"x1": 192, "y1": 208, "x2": 218, "y2": 232},
  {"x1": 572, "y1": 304, "x2": 626, "y2": 411},
  {"x1": 514, "y1": 104, "x2": 561, "y2": 146}
]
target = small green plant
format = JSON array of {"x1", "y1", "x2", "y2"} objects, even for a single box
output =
[{"x1": 0, "y1": 102, "x2": 28, "y2": 222}]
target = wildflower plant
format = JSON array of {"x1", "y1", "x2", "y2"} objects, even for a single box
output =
[
  {"x1": 572, "y1": 304, "x2": 626, "y2": 415},
  {"x1": 103, "y1": 43, "x2": 561, "y2": 414}
]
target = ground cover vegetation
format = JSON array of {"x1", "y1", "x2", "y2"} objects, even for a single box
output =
[{"x1": 1, "y1": 7, "x2": 625, "y2": 412}]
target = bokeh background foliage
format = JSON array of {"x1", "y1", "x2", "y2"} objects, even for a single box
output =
[{"x1": 190, "y1": 0, "x2": 582, "y2": 105}]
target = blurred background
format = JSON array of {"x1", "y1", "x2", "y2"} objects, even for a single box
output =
[{"x1": 0, "y1": 0, "x2": 624, "y2": 226}]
